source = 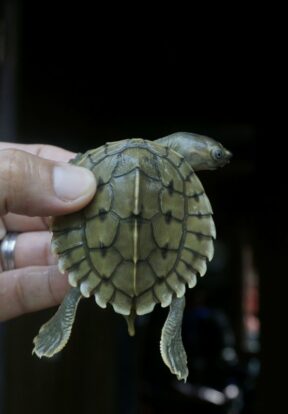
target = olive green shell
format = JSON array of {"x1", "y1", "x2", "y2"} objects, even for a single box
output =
[{"x1": 51, "y1": 139, "x2": 215, "y2": 316}]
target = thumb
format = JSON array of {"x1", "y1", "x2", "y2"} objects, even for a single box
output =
[{"x1": 0, "y1": 149, "x2": 96, "y2": 216}]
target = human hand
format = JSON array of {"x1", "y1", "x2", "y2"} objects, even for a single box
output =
[{"x1": 0, "y1": 143, "x2": 96, "y2": 321}]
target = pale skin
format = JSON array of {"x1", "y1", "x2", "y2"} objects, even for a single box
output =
[{"x1": 0, "y1": 143, "x2": 97, "y2": 321}]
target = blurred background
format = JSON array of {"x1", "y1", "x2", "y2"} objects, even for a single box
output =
[{"x1": 0, "y1": 1, "x2": 284, "y2": 413}]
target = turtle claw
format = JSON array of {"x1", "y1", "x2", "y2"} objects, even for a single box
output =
[
  {"x1": 33, "y1": 288, "x2": 82, "y2": 358},
  {"x1": 160, "y1": 296, "x2": 188, "y2": 382}
]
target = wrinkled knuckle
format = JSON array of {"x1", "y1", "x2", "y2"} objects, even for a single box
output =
[
  {"x1": 0, "y1": 150, "x2": 25, "y2": 213},
  {"x1": 1, "y1": 151, "x2": 21, "y2": 212},
  {"x1": 0, "y1": 149, "x2": 40, "y2": 213},
  {"x1": 0, "y1": 149, "x2": 22, "y2": 181}
]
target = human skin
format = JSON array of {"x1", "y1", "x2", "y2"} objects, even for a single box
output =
[{"x1": 0, "y1": 143, "x2": 96, "y2": 321}]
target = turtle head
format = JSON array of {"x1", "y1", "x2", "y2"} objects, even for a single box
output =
[
  {"x1": 156, "y1": 132, "x2": 232, "y2": 171},
  {"x1": 189, "y1": 134, "x2": 233, "y2": 171}
]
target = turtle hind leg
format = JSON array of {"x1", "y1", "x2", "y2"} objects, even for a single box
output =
[
  {"x1": 160, "y1": 296, "x2": 188, "y2": 382},
  {"x1": 33, "y1": 287, "x2": 82, "y2": 358}
]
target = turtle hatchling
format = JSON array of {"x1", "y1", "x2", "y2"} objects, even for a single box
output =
[{"x1": 33, "y1": 132, "x2": 232, "y2": 381}]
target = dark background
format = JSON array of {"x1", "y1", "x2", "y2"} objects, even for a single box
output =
[{"x1": 0, "y1": 1, "x2": 286, "y2": 413}]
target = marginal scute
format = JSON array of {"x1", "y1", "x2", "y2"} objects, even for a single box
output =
[
  {"x1": 184, "y1": 233, "x2": 214, "y2": 262},
  {"x1": 70, "y1": 153, "x2": 95, "y2": 170},
  {"x1": 166, "y1": 148, "x2": 184, "y2": 167},
  {"x1": 68, "y1": 260, "x2": 91, "y2": 287},
  {"x1": 80, "y1": 272, "x2": 102, "y2": 297},
  {"x1": 176, "y1": 261, "x2": 197, "y2": 288},
  {"x1": 148, "y1": 141, "x2": 168, "y2": 157},
  {"x1": 106, "y1": 139, "x2": 130, "y2": 156},
  {"x1": 153, "y1": 280, "x2": 173, "y2": 307},
  {"x1": 51, "y1": 229, "x2": 82, "y2": 255},
  {"x1": 52, "y1": 212, "x2": 82, "y2": 232},
  {"x1": 201, "y1": 193, "x2": 213, "y2": 214},
  {"x1": 136, "y1": 291, "x2": 156, "y2": 315},
  {"x1": 188, "y1": 274, "x2": 197, "y2": 288},
  {"x1": 185, "y1": 173, "x2": 204, "y2": 196},
  {"x1": 178, "y1": 159, "x2": 193, "y2": 179},
  {"x1": 187, "y1": 215, "x2": 216, "y2": 239},
  {"x1": 129, "y1": 138, "x2": 145, "y2": 145},
  {"x1": 187, "y1": 193, "x2": 213, "y2": 215},
  {"x1": 167, "y1": 272, "x2": 186, "y2": 298},
  {"x1": 180, "y1": 249, "x2": 207, "y2": 277},
  {"x1": 57, "y1": 258, "x2": 66, "y2": 274},
  {"x1": 94, "y1": 281, "x2": 115, "y2": 308},
  {"x1": 111, "y1": 291, "x2": 131, "y2": 315},
  {"x1": 58, "y1": 246, "x2": 86, "y2": 271},
  {"x1": 84, "y1": 146, "x2": 105, "y2": 164}
]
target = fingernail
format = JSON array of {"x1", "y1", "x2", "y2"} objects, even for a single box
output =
[{"x1": 53, "y1": 164, "x2": 96, "y2": 201}]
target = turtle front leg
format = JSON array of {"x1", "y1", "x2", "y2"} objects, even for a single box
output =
[
  {"x1": 160, "y1": 296, "x2": 188, "y2": 382},
  {"x1": 33, "y1": 287, "x2": 82, "y2": 358}
]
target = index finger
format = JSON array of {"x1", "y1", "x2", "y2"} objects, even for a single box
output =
[
  {"x1": 0, "y1": 265, "x2": 69, "y2": 321},
  {"x1": 0, "y1": 142, "x2": 76, "y2": 162}
]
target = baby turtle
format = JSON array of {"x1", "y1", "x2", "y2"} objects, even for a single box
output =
[{"x1": 33, "y1": 132, "x2": 231, "y2": 381}]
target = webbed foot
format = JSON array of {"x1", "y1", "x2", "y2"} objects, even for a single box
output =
[
  {"x1": 160, "y1": 296, "x2": 188, "y2": 381},
  {"x1": 33, "y1": 288, "x2": 82, "y2": 358}
]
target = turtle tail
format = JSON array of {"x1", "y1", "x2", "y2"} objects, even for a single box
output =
[
  {"x1": 124, "y1": 307, "x2": 136, "y2": 336},
  {"x1": 32, "y1": 287, "x2": 82, "y2": 358}
]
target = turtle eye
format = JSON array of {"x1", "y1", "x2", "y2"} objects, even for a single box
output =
[{"x1": 211, "y1": 147, "x2": 223, "y2": 160}]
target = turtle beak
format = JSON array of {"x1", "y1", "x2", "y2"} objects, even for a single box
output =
[
  {"x1": 226, "y1": 150, "x2": 233, "y2": 159},
  {"x1": 224, "y1": 149, "x2": 233, "y2": 164}
]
